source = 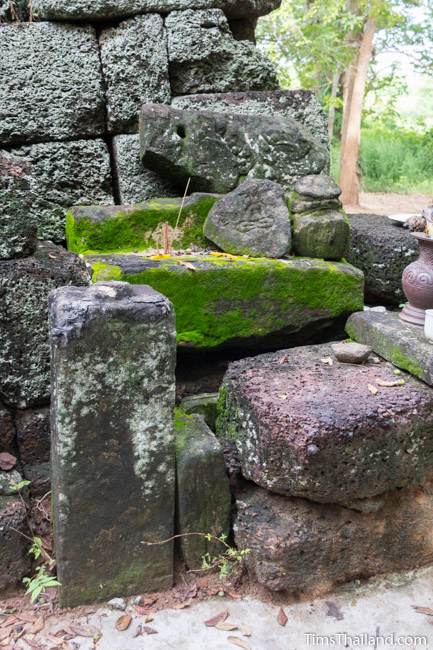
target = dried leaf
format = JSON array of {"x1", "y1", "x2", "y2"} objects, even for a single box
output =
[
  {"x1": 140, "y1": 595, "x2": 157, "y2": 607},
  {"x1": 178, "y1": 260, "x2": 197, "y2": 272},
  {"x1": 0, "y1": 452, "x2": 17, "y2": 471},
  {"x1": 209, "y1": 252, "x2": 240, "y2": 260},
  {"x1": 321, "y1": 357, "x2": 333, "y2": 366},
  {"x1": 149, "y1": 254, "x2": 172, "y2": 260},
  {"x1": 240, "y1": 625, "x2": 252, "y2": 637},
  {"x1": 228, "y1": 636, "x2": 251, "y2": 649},
  {"x1": 133, "y1": 624, "x2": 143, "y2": 638},
  {"x1": 30, "y1": 618, "x2": 45, "y2": 634},
  {"x1": 144, "y1": 613, "x2": 154, "y2": 623},
  {"x1": 277, "y1": 608, "x2": 288, "y2": 627},
  {"x1": 368, "y1": 384, "x2": 379, "y2": 395},
  {"x1": 227, "y1": 591, "x2": 242, "y2": 600},
  {"x1": 376, "y1": 379, "x2": 405, "y2": 388},
  {"x1": 115, "y1": 615, "x2": 132, "y2": 632},
  {"x1": 142, "y1": 626, "x2": 158, "y2": 635},
  {"x1": 174, "y1": 599, "x2": 192, "y2": 609},
  {"x1": 69, "y1": 624, "x2": 99, "y2": 638},
  {"x1": 215, "y1": 621, "x2": 238, "y2": 631},
  {"x1": 204, "y1": 609, "x2": 228, "y2": 627},
  {"x1": 413, "y1": 606, "x2": 433, "y2": 617}
]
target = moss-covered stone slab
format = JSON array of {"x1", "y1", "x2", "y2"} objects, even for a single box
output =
[
  {"x1": 50, "y1": 282, "x2": 176, "y2": 607},
  {"x1": 347, "y1": 213, "x2": 418, "y2": 306},
  {"x1": 291, "y1": 209, "x2": 349, "y2": 260},
  {"x1": 346, "y1": 310, "x2": 432, "y2": 383},
  {"x1": 180, "y1": 393, "x2": 219, "y2": 430},
  {"x1": 87, "y1": 254, "x2": 364, "y2": 349},
  {"x1": 67, "y1": 194, "x2": 219, "y2": 255},
  {"x1": 175, "y1": 411, "x2": 231, "y2": 569}
]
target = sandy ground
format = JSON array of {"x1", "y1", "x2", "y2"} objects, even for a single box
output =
[
  {"x1": 345, "y1": 192, "x2": 432, "y2": 216},
  {"x1": 2, "y1": 566, "x2": 433, "y2": 649}
]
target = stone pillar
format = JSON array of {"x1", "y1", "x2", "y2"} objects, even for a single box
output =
[{"x1": 49, "y1": 282, "x2": 176, "y2": 607}]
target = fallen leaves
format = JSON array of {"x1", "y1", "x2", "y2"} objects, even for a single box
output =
[
  {"x1": 368, "y1": 384, "x2": 379, "y2": 396},
  {"x1": 277, "y1": 607, "x2": 288, "y2": 627},
  {"x1": 228, "y1": 636, "x2": 251, "y2": 649},
  {"x1": 69, "y1": 623, "x2": 99, "y2": 638},
  {"x1": 209, "y1": 252, "x2": 241, "y2": 260},
  {"x1": 150, "y1": 254, "x2": 172, "y2": 260},
  {"x1": 215, "y1": 621, "x2": 238, "y2": 631},
  {"x1": 321, "y1": 357, "x2": 333, "y2": 366},
  {"x1": 0, "y1": 452, "x2": 17, "y2": 471},
  {"x1": 204, "y1": 609, "x2": 228, "y2": 627},
  {"x1": 178, "y1": 260, "x2": 197, "y2": 272},
  {"x1": 376, "y1": 379, "x2": 405, "y2": 388},
  {"x1": 115, "y1": 614, "x2": 132, "y2": 632},
  {"x1": 413, "y1": 605, "x2": 433, "y2": 617}
]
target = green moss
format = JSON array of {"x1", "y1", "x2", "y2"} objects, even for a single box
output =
[
  {"x1": 66, "y1": 195, "x2": 219, "y2": 255},
  {"x1": 90, "y1": 255, "x2": 364, "y2": 348},
  {"x1": 385, "y1": 346, "x2": 423, "y2": 378},
  {"x1": 90, "y1": 261, "x2": 122, "y2": 281}
]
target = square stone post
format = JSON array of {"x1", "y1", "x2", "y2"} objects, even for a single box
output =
[{"x1": 49, "y1": 282, "x2": 176, "y2": 607}]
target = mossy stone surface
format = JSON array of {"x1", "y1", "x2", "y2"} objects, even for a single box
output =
[
  {"x1": 87, "y1": 254, "x2": 364, "y2": 349},
  {"x1": 175, "y1": 411, "x2": 231, "y2": 569},
  {"x1": 346, "y1": 310, "x2": 429, "y2": 382},
  {"x1": 66, "y1": 194, "x2": 219, "y2": 255},
  {"x1": 291, "y1": 209, "x2": 350, "y2": 260},
  {"x1": 180, "y1": 393, "x2": 219, "y2": 430}
]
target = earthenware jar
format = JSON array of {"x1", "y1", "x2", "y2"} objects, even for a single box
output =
[{"x1": 400, "y1": 233, "x2": 433, "y2": 326}]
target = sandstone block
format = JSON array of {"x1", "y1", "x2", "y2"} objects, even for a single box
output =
[
  {"x1": 346, "y1": 310, "x2": 433, "y2": 385},
  {"x1": 166, "y1": 10, "x2": 278, "y2": 95},
  {"x1": 50, "y1": 282, "x2": 176, "y2": 606},
  {"x1": 88, "y1": 255, "x2": 364, "y2": 349},
  {"x1": 2, "y1": 140, "x2": 113, "y2": 242},
  {"x1": 100, "y1": 15, "x2": 171, "y2": 133},
  {"x1": 32, "y1": 0, "x2": 281, "y2": 21},
  {"x1": 172, "y1": 90, "x2": 329, "y2": 147},
  {"x1": 204, "y1": 180, "x2": 291, "y2": 258},
  {"x1": 0, "y1": 242, "x2": 89, "y2": 409},
  {"x1": 291, "y1": 209, "x2": 349, "y2": 260},
  {"x1": 176, "y1": 412, "x2": 231, "y2": 569},
  {"x1": 140, "y1": 104, "x2": 329, "y2": 194},
  {"x1": 347, "y1": 214, "x2": 418, "y2": 305},
  {"x1": 217, "y1": 343, "x2": 433, "y2": 505},
  {"x1": 293, "y1": 174, "x2": 341, "y2": 200},
  {"x1": 112, "y1": 134, "x2": 177, "y2": 204},
  {"x1": 16, "y1": 407, "x2": 50, "y2": 466},
  {"x1": 235, "y1": 483, "x2": 433, "y2": 594},
  {"x1": 67, "y1": 193, "x2": 219, "y2": 254},
  {"x1": 0, "y1": 22, "x2": 105, "y2": 146}
]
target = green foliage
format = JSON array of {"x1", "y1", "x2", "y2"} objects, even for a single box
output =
[
  {"x1": 28, "y1": 536, "x2": 44, "y2": 561},
  {"x1": 10, "y1": 479, "x2": 31, "y2": 492},
  {"x1": 201, "y1": 533, "x2": 251, "y2": 581},
  {"x1": 23, "y1": 566, "x2": 61, "y2": 604},
  {"x1": 332, "y1": 128, "x2": 433, "y2": 192}
]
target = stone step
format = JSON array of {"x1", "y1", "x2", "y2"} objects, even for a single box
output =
[
  {"x1": 217, "y1": 342, "x2": 433, "y2": 505},
  {"x1": 346, "y1": 309, "x2": 432, "y2": 385},
  {"x1": 86, "y1": 254, "x2": 364, "y2": 349},
  {"x1": 234, "y1": 481, "x2": 433, "y2": 595}
]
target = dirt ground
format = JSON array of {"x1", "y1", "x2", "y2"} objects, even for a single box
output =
[{"x1": 345, "y1": 192, "x2": 432, "y2": 215}]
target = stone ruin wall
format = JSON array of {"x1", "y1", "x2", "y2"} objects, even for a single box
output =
[{"x1": 0, "y1": 0, "x2": 332, "y2": 505}]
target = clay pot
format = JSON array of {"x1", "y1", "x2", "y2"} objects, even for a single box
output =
[{"x1": 400, "y1": 233, "x2": 433, "y2": 326}]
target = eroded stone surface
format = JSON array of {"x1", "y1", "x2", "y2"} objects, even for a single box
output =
[
  {"x1": 88, "y1": 255, "x2": 364, "y2": 349},
  {"x1": 291, "y1": 209, "x2": 349, "y2": 260},
  {"x1": 100, "y1": 15, "x2": 171, "y2": 133},
  {"x1": 204, "y1": 180, "x2": 291, "y2": 258},
  {"x1": 217, "y1": 343, "x2": 433, "y2": 504},
  {"x1": 50, "y1": 282, "x2": 176, "y2": 606},
  {"x1": 0, "y1": 152, "x2": 36, "y2": 259},
  {"x1": 166, "y1": 10, "x2": 278, "y2": 95},
  {"x1": 140, "y1": 104, "x2": 329, "y2": 194},
  {"x1": 0, "y1": 242, "x2": 89, "y2": 409},
  {"x1": 176, "y1": 412, "x2": 231, "y2": 569},
  {"x1": 0, "y1": 23, "x2": 105, "y2": 146},
  {"x1": 32, "y1": 0, "x2": 281, "y2": 20},
  {"x1": 16, "y1": 407, "x2": 50, "y2": 466},
  {"x1": 112, "y1": 134, "x2": 177, "y2": 204},
  {"x1": 0, "y1": 402, "x2": 15, "y2": 452},
  {"x1": 3, "y1": 140, "x2": 113, "y2": 242},
  {"x1": 180, "y1": 393, "x2": 219, "y2": 430},
  {"x1": 172, "y1": 90, "x2": 329, "y2": 147},
  {"x1": 294, "y1": 174, "x2": 341, "y2": 200},
  {"x1": 235, "y1": 482, "x2": 433, "y2": 594},
  {"x1": 347, "y1": 214, "x2": 418, "y2": 305},
  {"x1": 346, "y1": 310, "x2": 433, "y2": 385},
  {"x1": 0, "y1": 494, "x2": 30, "y2": 591}
]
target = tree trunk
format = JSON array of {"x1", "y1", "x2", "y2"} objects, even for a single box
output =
[
  {"x1": 339, "y1": 16, "x2": 376, "y2": 207},
  {"x1": 327, "y1": 69, "x2": 341, "y2": 142}
]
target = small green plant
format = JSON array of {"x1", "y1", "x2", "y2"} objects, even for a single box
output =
[
  {"x1": 10, "y1": 479, "x2": 31, "y2": 492},
  {"x1": 201, "y1": 533, "x2": 251, "y2": 580},
  {"x1": 23, "y1": 567, "x2": 61, "y2": 604}
]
